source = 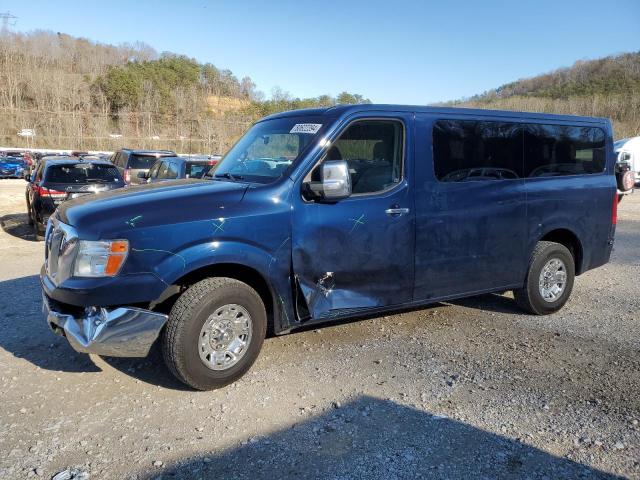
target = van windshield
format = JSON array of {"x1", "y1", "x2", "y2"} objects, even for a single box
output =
[{"x1": 211, "y1": 117, "x2": 326, "y2": 183}]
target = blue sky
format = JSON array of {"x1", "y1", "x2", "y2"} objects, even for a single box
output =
[{"x1": 6, "y1": 0, "x2": 640, "y2": 104}]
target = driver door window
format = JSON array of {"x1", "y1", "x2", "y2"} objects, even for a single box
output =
[{"x1": 326, "y1": 120, "x2": 404, "y2": 194}]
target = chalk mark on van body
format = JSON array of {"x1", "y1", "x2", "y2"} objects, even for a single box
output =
[
  {"x1": 131, "y1": 247, "x2": 186, "y2": 270},
  {"x1": 349, "y1": 214, "x2": 365, "y2": 233},
  {"x1": 212, "y1": 218, "x2": 226, "y2": 235},
  {"x1": 125, "y1": 215, "x2": 143, "y2": 228}
]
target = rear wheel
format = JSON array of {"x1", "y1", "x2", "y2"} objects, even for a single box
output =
[
  {"x1": 162, "y1": 277, "x2": 267, "y2": 390},
  {"x1": 31, "y1": 208, "x2": 44, "y2": 240},
  {"x1": 26, "y1": 195, "x2": 33, "y2": 225},
  {"x1": 514, "y1": 241, "x2": 575, "y2": 315}
]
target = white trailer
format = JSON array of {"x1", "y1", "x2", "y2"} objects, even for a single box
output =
[{"x1": 614, "y1": 136, "x2": 640, "y2": 183}]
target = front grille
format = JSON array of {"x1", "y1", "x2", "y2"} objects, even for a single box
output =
[
  {"x1": 44, "y1": 218, "x2": 78, "y2": 285},
  {"x1": 46, "y1": 227, "x2": 64, "y2": 277}
]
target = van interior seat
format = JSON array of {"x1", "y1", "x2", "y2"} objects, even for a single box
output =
[{"x1": 352, "y1": 141, "x2": 394, "y2": 193}]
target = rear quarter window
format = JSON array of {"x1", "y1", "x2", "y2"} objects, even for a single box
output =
[{"x1": 524, "y1": 125, "x2": 606, "y2": 177}]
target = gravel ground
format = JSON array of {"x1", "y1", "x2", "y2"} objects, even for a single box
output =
[{"x1": 0, "y1": 178, "x2": 638, "y2": 479}]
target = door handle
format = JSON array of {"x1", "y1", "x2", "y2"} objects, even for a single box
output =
[{"x1": 385, "y1": 207, "x2": 410, "y2": 216}]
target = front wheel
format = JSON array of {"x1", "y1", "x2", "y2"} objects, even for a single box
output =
[
  {"x1": 162, "y1": 277, "x2": 267, "y2": 390},
  {"x1": 513, "y1": 241, "x2": 575, "y2": 315}
]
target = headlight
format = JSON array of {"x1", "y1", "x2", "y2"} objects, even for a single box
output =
[{"x1": 74, "y1": 239, "x2": 129, "y2": 277}]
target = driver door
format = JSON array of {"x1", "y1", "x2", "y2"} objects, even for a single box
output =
[{"x1": 291, "y1": 114, "x2": 415, "y2": 321}]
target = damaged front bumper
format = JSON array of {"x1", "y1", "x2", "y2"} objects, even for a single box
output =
[{"x1": 42, "y1": 294, "x2": 168, "y2": 357}]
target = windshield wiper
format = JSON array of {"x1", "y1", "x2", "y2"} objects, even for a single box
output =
[
  {"x1": 86, "y1": 178, "x2": 111, "y2": 183},
  {"x1": 214, "y1": 172, "x2": 244, "y2": 181}
]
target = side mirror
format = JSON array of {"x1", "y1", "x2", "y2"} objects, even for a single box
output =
[
  {"x1": 305, "y1": 160, "x2": 352, "y2": 201},
  {"x1": 137, "y1": 171, "x2": 149, "y2": 179}
]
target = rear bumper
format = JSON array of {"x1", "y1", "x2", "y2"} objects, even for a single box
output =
[{"x1": 42, "y1": 293, "x2": 167, "y2": 357}]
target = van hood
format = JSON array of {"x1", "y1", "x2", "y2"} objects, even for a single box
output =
[{"x1": 58, "y1": 179, "x2": 249, "y2": 238}]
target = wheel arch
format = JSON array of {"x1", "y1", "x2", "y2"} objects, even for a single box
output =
[
  {"x1": 538, "y1": 228, "x2": 584, "y2": 275},
  {"x1": 172, "y1": 263, "x2": 275, "y2": 331}
]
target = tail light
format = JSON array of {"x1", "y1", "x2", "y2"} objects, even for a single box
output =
[
  {"x1": 124, "y1": 168, "x2": 131, "y2": 183},
  {"x1": 36, "y1": 186, "x2": 66, "y2": 199},
  {"x1": 612, "y1": 191, "x2": 618, "y2": 226},
  {"x1": 208, "y1": 160, "x2": 218, "y2": 166}
]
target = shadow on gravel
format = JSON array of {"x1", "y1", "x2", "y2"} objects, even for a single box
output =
[
  {"x1": 449, "y1": 292, "x2": 523, "y2": 314},
  {"x1": 138, "y1": 396, "x2": 623, "y2": 480},
  {"x1": 0, "y1": 274, "x2": 190, "y2": 389},
  {"x1": 100, "y1": 345, "x2": 192, "y2": 391},
  {"x1": 0, "y1": 212, "x2": 39, "y2": 242},
  {"x1": 0, "y1": 275, "x2": 101, "y2": 373}
]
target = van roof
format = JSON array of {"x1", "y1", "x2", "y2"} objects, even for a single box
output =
[{"x1": 263, "y1": 104, "x2": 610, "y2": 124}]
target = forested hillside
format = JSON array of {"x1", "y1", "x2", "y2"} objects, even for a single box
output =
[
  {"x1": 3, "y1": 29, "x2": 637, "y2": 151},
  {"x1": 0, "y1": 31, "x2": 369, "y2": 152},
  {"x1": 447, "y1": 52, "x2": 640, "y2": 139}
]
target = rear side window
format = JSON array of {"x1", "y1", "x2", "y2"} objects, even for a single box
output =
[
  {"x1": 148, "y1": 162, "x2": 161, "y2": 179},
  {"x1": 166, "y1": 162, "x2": 179, "y2": 179},
  {"x1": 186, "y1": 162, "x2": 209, "y2": 178},
  {"x1": 45, "y1": 164, "x2": 121, "y2": 183},
  {"x1": 129, "y1": 154, "x2": 160, "y2": 169},
  {"x1": 113, "y1": 152, "x2": 124, "y2": 167},
  {"x1": 524, "y1": 125, "x2": 605, "y2": 177},
  {"x1": 328, "y1": 119, "x2": 404, "y2": 194},
  {"x1": 156, "y1": 162, "x2": 170, "y2": 179},
  {"x1": 433, "y1": 120, "x2": 523, "y2": 182}
]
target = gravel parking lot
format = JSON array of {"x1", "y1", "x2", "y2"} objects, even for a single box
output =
[{"x1": 1, "y1": 178, "x2": 639, "y2": 479}]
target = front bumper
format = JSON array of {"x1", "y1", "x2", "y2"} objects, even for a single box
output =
[{"x1": 42, "y1": 293, "x2": 167, "y2": 357}]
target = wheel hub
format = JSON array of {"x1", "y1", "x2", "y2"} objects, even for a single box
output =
[
  {"x1": 538, "y1": 258, "x2": 567, "y2": 303},
  {"x1": 198, "y1": 304, "x2": 252, "y2": 371}
]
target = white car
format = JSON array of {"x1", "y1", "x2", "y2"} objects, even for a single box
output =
[{"x1": 614, "y1": 136, "x2": 640, "y2": 183}]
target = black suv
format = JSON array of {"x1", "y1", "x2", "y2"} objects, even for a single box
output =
[
  {"x1": 26, "y1": 157, "x2": 124, "y2": 239},
  {"x1": 110, "y1": 149, "x2": 176, "y2": 185}
]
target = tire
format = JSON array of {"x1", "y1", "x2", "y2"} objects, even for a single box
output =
[
  {"x1": 618, "y1": 194, "x2": 624, "y2": 204},
  {"x1": 513, "y1": 241, "x2": 575, "y2": 315},
  {"x1": 162, "y1": 277, "x2": 267, "y2": 390},
  {"x1": 32, "y1": 209, "x2": 44, "y2": 241},
  {"x1": 26, "y1": 197, "x2": 34, "y2": 226}
]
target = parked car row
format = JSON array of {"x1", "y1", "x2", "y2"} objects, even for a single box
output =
[
  {"x1": 0, "y1": 156, "x2": 27, "y2": 178},
  {"x1": 25, "y1": 156, "x2": 125, "y2": 239},
  {"x1": 21, "y1": 148, "x2": 221, "y2": 239}
]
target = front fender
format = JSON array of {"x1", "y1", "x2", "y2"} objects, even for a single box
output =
[
  {"x1": 168, "y1": 239, "x2": 296, "y2": 334},
  {"x1": 128, "y1": 231, "x2": 295, "y2": 334}
]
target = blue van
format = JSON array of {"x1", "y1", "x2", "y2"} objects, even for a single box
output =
[{"x1": 41, "y1": 105, "x2": 617, "y2": 390}]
